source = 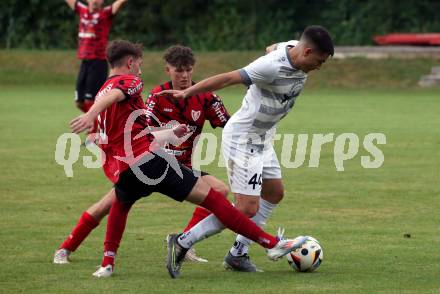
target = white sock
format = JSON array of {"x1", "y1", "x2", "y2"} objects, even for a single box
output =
[
  {"x1": 229, "y1": 199, "x2": 277, "y2": 256},
  {"x1": 177, "y1": 214, "x2": 225, "y2": 248}
]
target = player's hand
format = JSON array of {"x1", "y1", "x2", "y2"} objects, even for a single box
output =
[
  {"x1": 70, "y1": 114, "x2": 95, "y2": 134},
  {"x1": 154, "y1": 89, "x2": 186, "y2": 99},
  {"x1": 172, "y1": 124, "x2": 190, "y2": 138}
]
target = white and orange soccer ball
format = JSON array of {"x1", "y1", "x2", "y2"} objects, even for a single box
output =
[{"x1": 286, "y1": 236, "x2": 323, "y2": 272}]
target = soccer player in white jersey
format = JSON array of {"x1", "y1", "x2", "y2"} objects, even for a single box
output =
[{"x1": 156, "y1": 25, "x2": 334, "y2": 272}]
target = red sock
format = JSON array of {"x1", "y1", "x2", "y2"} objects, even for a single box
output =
[
  {"x1": 83, "y1": 100, "x2": 94, "y2": 112},
  {"x1": 183, "y1": 206, "x2": 211, "y2": 232},
  {"x1": 102, "y1": 199, "x2": 132, "y2": 267},
  {"x1": 199, "y1": 189, "x2": 278, "y2": 249},
  {"x1": 60, "y1": 211, "x2": 99, "y2": 252}
]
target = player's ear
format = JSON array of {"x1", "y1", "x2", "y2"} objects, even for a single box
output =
[
  {"x1": 127, "y1": 57, "x2": 133, "y2": 69},
  {"x1": 303, "y1": 47, "x2": 313, "y2": 57}
]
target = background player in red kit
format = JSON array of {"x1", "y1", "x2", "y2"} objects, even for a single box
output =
[
  {"x1": 64, "y1": 0, "x2": 128, "y2": 112},
  {"x1": 146, "y1": 45, "x2": 231, "y2": 262},
  {"x1": 53, "y1": 45, "x2": 230, "y2": 264},
  {"x1": 68, "y1": 39, "x2": 308, "y2": 278}
]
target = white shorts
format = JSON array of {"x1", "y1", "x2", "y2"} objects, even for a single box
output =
[{"x1": 222, "y1": 140, "x2": 282, "y2": 196}]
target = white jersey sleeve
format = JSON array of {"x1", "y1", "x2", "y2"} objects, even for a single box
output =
[{"x1": 239, "y1": 54, "x2": 279, "y2": 86}]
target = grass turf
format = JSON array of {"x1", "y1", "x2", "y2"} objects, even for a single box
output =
[{"x1": 0, "y1": 53, "x2": 439, "y2": 293}]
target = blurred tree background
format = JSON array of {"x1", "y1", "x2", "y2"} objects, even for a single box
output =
[{"x1": 1, "y1": 0, "x2": 439, "y2": 50}]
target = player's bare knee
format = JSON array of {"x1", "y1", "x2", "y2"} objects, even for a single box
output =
[
  {"x1": 216, "y1": 182, "x2": 229, "y2": 197},
  {"x1": 202, "y1": 175, "x2": 229, "y2": 197},
  {"x1": 261, "y1": 179, "x2": 285, "y2": 204},
  {"x1": 87, "y1": 191, "x2": 115, "y2": 220},
  {"x1": 100, "y1": 201, "x2": 112, "y2": 216},
  {"x1": 262, "y1": 190, "x2": 284, "y2": 204},
  {"x1": 266, "y1": 189, "x2": 284, "y2": 203},
  {"x1": 88, "y1": 201, "x2": 110, "y2": 220},
  {"x1": 87, "y1": 207, "x2": 106, "y2": 221}
]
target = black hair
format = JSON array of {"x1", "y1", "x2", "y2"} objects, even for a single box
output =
[{"x1": 301, "y1": 25, "x2": 334, "y2": 56}]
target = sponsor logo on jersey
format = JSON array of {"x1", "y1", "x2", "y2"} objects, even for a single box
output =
[
  {"x1": 80, "y1": 18, "x2": 98, "y2": 26},
  {"x1": 191, "y1": 110, "x2": 201, "y2": 121},
  {"x1": 163, "y1": 108, "x2": 173, "y2": 112},
  {"x1": 127, "y1": 81, "x2": 143, "y2": 95},
  {"x1": 212, "y1": 102, "x2": 228, "y2": 123},
  {"x1": 96, "y1": 83, "x2": 113, "y2": 99}
]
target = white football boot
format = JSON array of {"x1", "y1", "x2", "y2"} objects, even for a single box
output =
[
  {"x1": 92, "y1": 265, "x2": 113, "y2": 278},
  {"x1": 53, "y1": 249, "x2": 71, "y2": 264},
  {"x1": 184, "y1": 248, "x2": 208, "y2": 263},
  {"x1": 266, "y1": 229, "x2": 309, "y2": 261}
]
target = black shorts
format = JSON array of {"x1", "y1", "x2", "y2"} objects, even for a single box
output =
[
  {"x1": 75, "y1": 59, "x2": 108, "y2": 102},
  {"x1": 114, "y1": 155, "x2": 205, "y2": 205}
]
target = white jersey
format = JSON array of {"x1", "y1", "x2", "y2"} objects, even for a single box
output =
[{"x1": 223, "y1": 40, "x2": 307, "y2": 145}]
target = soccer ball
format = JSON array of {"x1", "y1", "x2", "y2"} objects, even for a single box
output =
[{"x1": 286, "y1": 236, "x2": 323, "y2": 272}]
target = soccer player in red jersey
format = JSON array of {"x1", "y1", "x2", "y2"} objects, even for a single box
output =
[
  {"x1": 68, "y1": 40, "x2": 309, "y2": 278},
  {"x1": 53, "y1": 46, "x2": 229, "y2": 264},
  {"x1": 146, "y1": 45, "x2": 231, "y2": 261},
  {"x1": 53, "y1": 45, "x2": 230, "y2": 264},
  {"x1": 64, "y1": 0, "x2": 128, "y2": 112}
]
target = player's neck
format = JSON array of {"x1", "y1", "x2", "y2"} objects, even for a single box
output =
[
  {"x1": 109, "y1": 68, "x2": 132, "y2": 77},
  {"x1": 88, "y1": 6, "x2": 101, "y2": 13},
  {"x1": 288, "y1": 47, "x2": 305, "y2": 72},
  {"x1": 171, "y1": 82, "x2": 188, "y2": 93}
]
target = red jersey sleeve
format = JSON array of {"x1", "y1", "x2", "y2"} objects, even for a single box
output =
[
  {"x1": 75, "y1": 1, "x2": 88, "y2": 15},
  {"x1": 101, "y1": 5, "x2": 113, "y2": 19},
  {"x1": 115, "y1": 76, "x2": 144, "y2": 100},
  {"x1": 205, "y1": 93, "x2": 230, "y2": 128}
]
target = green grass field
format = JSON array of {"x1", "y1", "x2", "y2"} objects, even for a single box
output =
[{"x1": 0, "y1": 52, "x2": 439, "y2": 293}]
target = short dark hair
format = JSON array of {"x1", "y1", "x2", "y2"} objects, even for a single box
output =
[
  {"x1": 163, "y1": 45, "x2": 195, "y2": 68},
  {"x1": 106, "y1": 40, "x2": 143, "y2": 68},
  {"x1": 301, "y1": 25, "x2": 334, "y2": 56}
]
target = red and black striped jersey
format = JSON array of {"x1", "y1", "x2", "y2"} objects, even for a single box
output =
[
  {"x1": 75, "y1": 1, "x2": 113, "y2": 60},
  {"x1": 96, "y1": 75, "x2": 151, "y2": 183},
  {"x1": 145, "y1": 81, "x2": 230, "y2": 167}
]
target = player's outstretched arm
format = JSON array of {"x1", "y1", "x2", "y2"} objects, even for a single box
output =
[
  {"x1": 70, "y1": 89, "x2": 125, "y2": 133},
  {"x1": 155, "y1": 70, "x2": 243, "y2": 99},
  {"x1": 64, "y1": 0, "x2": 76, "y2": 10},
  {"x1": 112, "y1": 0, "x2": 128, "y2": 15},
  {"x1": 149, "y1": 124, "x2": 193, "y2": 153},
  {"x1": 265, "y1": 43, "x2": 278, "y2": 54},
  {"x1": 151, "y1": 124, "x2": 190, "y2": 147}
]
